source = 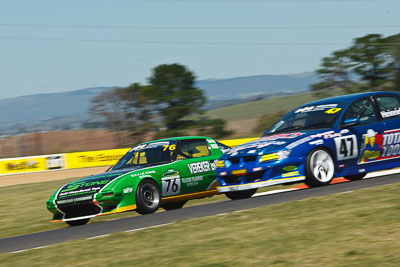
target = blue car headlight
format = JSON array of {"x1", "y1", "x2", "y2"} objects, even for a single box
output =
[
  {"x1": 259, "y1": 150, "x2": 291, "y2": 163},
  {"x1": 216, "y1": 160, "x2": 232, "y2": 168}
]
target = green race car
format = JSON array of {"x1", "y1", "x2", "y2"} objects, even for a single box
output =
[{"x1": 47, "y1": 136, "x2": 230, "y2": 226}]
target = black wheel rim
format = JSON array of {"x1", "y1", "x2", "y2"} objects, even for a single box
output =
[{"x1": 140, "y1": 183, "x2": 160, "y2": 208}]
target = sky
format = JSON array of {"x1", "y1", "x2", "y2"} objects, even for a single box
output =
[{"x1": 0, "y1": 0, "x2": 399, "y2": 100}]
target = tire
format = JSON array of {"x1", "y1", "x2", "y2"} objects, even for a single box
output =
[
  {"x1": 225, "y1": 189, "x2": 257, "y2": 200},
  {"x1": 161, "y1": 200, "x2": 187, "y2": 211},
  {"x1": 66, "y1": 218, "x2": 90, "y2": 227},
  {"x1": 344, "y1": 173, "x2": 367, "y2": 181},
  {"x1": 136, "y1": 179, "x2": 161, "y2": 215},
  {"x1": 305, "y1": 148, "x2": 335, "y2": 188}
]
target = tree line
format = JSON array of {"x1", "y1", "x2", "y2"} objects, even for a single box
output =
[
  {"x1": 312, "y1": 33, "x2": 400, "y2": 96},
  {"x1": 90, "y1": 63, "x2": 231, "y2": 143}
]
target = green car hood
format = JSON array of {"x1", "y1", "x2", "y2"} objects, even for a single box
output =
[{"x1": 55, "y1": 169, "x2": 134, "y2": 201}]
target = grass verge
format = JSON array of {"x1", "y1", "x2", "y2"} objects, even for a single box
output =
[
  {"x1": 205, "y1": 93, "x2": 318, "y2": 121},
  {"x1": 2, "y1": 182, "x2": 399, "y2": 266}
]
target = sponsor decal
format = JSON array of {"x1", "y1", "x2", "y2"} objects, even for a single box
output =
[
  {"x1": 131, "y1": 170, "x2": 157, "y2": 178},
  {"x1": 295, "y1": 104, "x2": 338, "y2": 113},
  {"x1": 309, "y1": 139, "x2": 324, "y2": 146},
  {"x1": 380, "y1": 108, "x2": 400, "y2": 118},
  {"x1": 325, "y1": 108, "x2": 342, "y2": 114},
  {"x1": 359, "y1": 129, "x2": 400, "y2": 164},
  {"x1": 187, "y1": 160, "x2": 216, "y2": 174},
  {"x1": 286, "y1": 130, "x2": 341, "y2": 150},
  {"x1": 260, "y1": 153, "x2": 279, "y2": 162},
  {"x1": 259, "y1": 132, "x2": 304, "y2": 141},
  {"x1": 129, "y1": 141, "x2": 170, "y2": 152},
  {"x1": 283, "y1": 166, "x2": 297, "y2": 172},
  {"x1": 57, "y1": 173, "x2": 123, "y2": 200},
  {"x1": 123, "y1": 187, "x2": 133, "y2": 194},
  {"x1": 282, "y1": 171, "x2": 300, "y2": 177},
  {"x1": 227, "y1": 139, "x2": 288, "y2": 155},
  {"x1": 210, "y1": 144, "x2": 219, "y2": 149},
  {"x1": 182, "y1": 176, "x2": 203, "y2": 187}
]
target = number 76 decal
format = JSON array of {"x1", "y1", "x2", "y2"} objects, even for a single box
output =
[{"x1": 334, "y1": 135, "x2": 358, "y2": 161}]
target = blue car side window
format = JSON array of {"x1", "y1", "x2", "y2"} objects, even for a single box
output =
[
  {"x1": 343, "y1": 99, "x2": 378, "y2": 125},
  {"x1": 375, "y1": 96, "x2": 400, "y2": 120}
]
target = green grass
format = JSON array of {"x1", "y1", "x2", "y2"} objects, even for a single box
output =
[
  {"x1": 2, "y1": 182, "x2": 399, "y2": 266},
  {"x1": 205, "y1": 93, "x2": 319, "y2": 121},
  {"x1": 0, "y1": 177, "x2": 294, "y2": 239}
]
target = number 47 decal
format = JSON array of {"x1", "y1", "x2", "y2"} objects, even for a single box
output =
[{"x1": 334, "y1": 135, "x2": 358, "y2": 161}]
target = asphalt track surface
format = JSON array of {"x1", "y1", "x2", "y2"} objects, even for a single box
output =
[{"x1": 1, "y1": 173, "x2": 399, "y2": 254}]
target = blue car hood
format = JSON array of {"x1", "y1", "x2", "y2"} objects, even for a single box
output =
[{"x1": 223, "y1": 129, "x2": 340, "y2": 158}]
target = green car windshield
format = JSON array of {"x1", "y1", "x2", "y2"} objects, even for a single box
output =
[
  {"x1": 112, "y1": 140, "x2": 177, "y2": 170},
  {"x1": 267, "y1": 102, "x2": 345, "y2": 134}
]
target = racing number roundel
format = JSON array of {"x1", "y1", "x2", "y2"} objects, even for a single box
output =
[
  {"x1": 334, "y1": 135, "x2": 358, "y2": 161},
  {"x1": 162, "y1": 176, "x2": 181, "y2": 196}
]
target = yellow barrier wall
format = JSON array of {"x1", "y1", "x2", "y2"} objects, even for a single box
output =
[
  {"x1": 220, "y1": 138, "x2": 258, "y2": 148},
  {"x1": 0, "y1": 137, "x2": 259, "y2": 175},
  {"x1": 0, "y1": 154, "x2": 65, "y2": 175},
  {"x1": 65, "y1": 148, "x2": 130, "y2": 169}
]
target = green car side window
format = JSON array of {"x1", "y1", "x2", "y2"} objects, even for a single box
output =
[{"x1": 177, "y1": 139, "x2": 210, "y2": 160}]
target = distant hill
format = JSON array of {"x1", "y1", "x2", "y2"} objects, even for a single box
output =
[
  {"x1": 0, "y1": 72, "x2": 318, "y2": 135},
  {"x1": 197, "y1": 72, "x2": 318, "y2": 100},
  {"x1": 0, "y1": 87, "x2": 113, "y2": 134}
]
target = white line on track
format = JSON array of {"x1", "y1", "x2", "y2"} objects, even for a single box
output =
[
  {"x1": 251, "y1": 168, "x2": 400, "y2": 199},
  {"x1": 10, "y1": 245, "x2": 50, "y2": 254},
  {"x1": 253, "y1": 188, "x2": 299, "y2": 197},
  {"x1": 365, "y1": 168, "x2": 400, "y2": 178},
  {"x1": 87, "y1": 234, "x2": 110, "y2": 240},
  {"x1": 341, "y1": 191, "x2": 354, "y2": 194},
  {"x1": 125, "y1": 223, "x2": 172, "y2": 233}
]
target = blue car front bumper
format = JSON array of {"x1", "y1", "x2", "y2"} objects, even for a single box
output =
[{"x1": 216, "y1": 156, "x2": 306, "y2": 193}]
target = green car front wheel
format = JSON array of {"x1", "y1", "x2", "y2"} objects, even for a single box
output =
[{"x1": 136, "y1": 179, "x2": 161, "y2": 215}]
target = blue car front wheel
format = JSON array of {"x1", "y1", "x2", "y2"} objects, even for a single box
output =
[
  {"x1": 305, "y1": 148, "x2": 335, "y2": 187},
  {"x1": 225, "y1": 189, "x2": 257, "y2": 200}
]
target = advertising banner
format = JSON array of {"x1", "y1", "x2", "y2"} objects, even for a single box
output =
[
  {"x1": 65, "y1": 148, "x2": 130, "y2": 169},
  {"x1": 0, "y1": 154, "x2": 66, "y2": 175}
]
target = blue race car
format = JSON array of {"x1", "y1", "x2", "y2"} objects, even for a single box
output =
[{"x1": 216, "y1": 92, "x2": 400, "y2": 199}]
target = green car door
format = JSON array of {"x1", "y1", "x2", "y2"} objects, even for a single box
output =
[{"x1": 176, "y1": 138, "x2": 218, "y2": 194}]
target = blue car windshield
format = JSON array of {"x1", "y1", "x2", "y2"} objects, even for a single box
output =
[
  {"x1": 267, "y1": 102, "x2": 346, "y2": 134},
  {"x1": 112, "y1": 140, "x2": 176, "y2": 170}
]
